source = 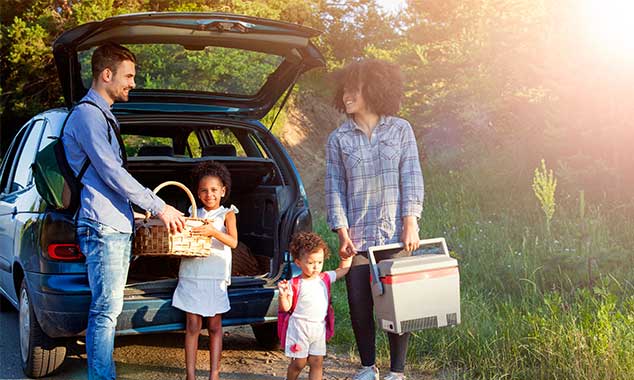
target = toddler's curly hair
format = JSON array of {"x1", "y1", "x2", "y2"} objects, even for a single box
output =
[
  {"x1": 191, "y1": 161, "x2": 232, "y2": 201},
  {"x1": 289, "y1": 232, "x2": 330, "y2": 261}
]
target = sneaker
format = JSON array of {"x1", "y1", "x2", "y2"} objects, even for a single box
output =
[
  {"x1": 353, "y1": 365, "x2": 379, "y2": 380},
  {"x1": 383, "y1": 372, "x2": 406, "y2": 380}
]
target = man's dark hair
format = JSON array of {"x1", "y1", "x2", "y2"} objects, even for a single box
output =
[
  {"x1": 191, "y1": 161, "x2": 232, "y2": 201},
  {"x1": 289, "y1": 232, "x2": 330, "y2": 261},
  {"x1": 91, "y1": 43, "x2": 137, "y2": 79},
  {"x1": 332, "y1": 58, "x2": 403, "y2": 116}
]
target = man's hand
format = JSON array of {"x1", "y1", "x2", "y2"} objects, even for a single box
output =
[
  {"x1": 337, "y1": 228, "x2": 357, "y2": 259},
  {"x1": 401, "y1": 215, "x2": 420, "y2": 252},
  {"x1": 157, "y1": 205, "x2": 185, "y2": 234}
]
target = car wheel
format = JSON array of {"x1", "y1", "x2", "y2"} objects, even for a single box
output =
[
  {"x1": 19, "y1": 279, "x2": 67, "y2": 378},
  {"x1": 251, "y1": 322, "x2": 280, "y2": 350}
]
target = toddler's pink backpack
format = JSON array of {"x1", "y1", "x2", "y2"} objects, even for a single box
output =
[{"x1": 277, "y1": 272, "x2": 335, "y2": 348}]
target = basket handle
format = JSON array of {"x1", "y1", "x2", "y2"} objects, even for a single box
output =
[{"x1": 145, "y1": 181, "x2": 197, "y2": 219}]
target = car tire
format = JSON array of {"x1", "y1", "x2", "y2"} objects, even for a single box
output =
[
  {"x1": 251, "y1": 322, "x2": 280, "y2": 350},
  {"x1": 19, "y1": 279, "x2": 67, "y2": 378}
]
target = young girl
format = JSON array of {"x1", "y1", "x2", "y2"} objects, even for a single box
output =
[
  {"x1": 172, "y1": 161, "x2": 238, "y2": 380},
  {"x1": 326, "y1": 59, "x2": 424, "y2": 380},
  {"x1": 278, "y1": 232, "x2": 351, "y2": 380}
]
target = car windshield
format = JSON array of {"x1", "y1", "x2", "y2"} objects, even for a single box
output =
[{"x1": 79, "y1": 44, "x2": 284, "y2": 96}]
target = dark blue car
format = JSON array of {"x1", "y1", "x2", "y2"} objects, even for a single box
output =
[{"x1": 0, "y1": 12, "x2": 322, "y2": 378}]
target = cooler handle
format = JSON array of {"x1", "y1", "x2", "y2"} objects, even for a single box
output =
[
  {"x1": 368, "y1": 237, "x2": 449, "y2": 298},
  {"x1": 368, "y1": 247, "x2": 384, "y2": 297},
  {"x1": 416, "y1": 238, "x2": 449, "y2": 257}
]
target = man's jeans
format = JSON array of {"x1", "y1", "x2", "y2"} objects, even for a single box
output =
[{"x1": 77, "y1": 218, "x2": 132, "y2": 380}]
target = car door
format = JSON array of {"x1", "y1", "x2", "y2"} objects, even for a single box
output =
[{"x1": 0, "y1": 119, "x2": 45, "y2": 300}]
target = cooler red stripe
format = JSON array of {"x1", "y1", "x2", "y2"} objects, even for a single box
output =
[{"x1": 380, "y1": 266, "x2": 458, "y2": 284}]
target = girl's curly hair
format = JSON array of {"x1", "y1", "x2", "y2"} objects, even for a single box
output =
[
  {"x1": 289, "y1": 232, "x2": 330, "y2": 261},
  {"x1": 332, "y1": 58, "x2": 403, "y2": 116},
  {"x1": 191, "y1": 161, "x2": 232, "y2": 201}
]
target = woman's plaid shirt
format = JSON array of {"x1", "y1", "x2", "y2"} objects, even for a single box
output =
[{"x1": 326, "y1": 116, "x2": 424, "y2": 251}]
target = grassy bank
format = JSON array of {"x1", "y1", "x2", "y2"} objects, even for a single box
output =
[{"x1": 315, "y1": 141, "x2": 634, "y2": 379}]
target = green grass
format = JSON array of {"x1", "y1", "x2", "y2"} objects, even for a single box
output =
[{"x1": 315, "y1": 141, "x2": 634, "y2": 379}]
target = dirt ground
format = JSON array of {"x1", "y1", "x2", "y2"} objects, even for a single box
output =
[
  {"x1": 110, "y1": 326, "x2": 436, "y2": 380},
  {"x1": 110, "y1": 325, "x2": 360, "y2": 380},
  {"x1": 0, "y1": 306, "x2": 432, "y2": 379}
]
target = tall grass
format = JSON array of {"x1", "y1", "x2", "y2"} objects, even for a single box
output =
[{"x1": 315, "y1": 139, "x2": 634, "y2": 379}]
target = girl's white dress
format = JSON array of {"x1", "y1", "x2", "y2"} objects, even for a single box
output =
[{"x1": 172, "y1": 204, "x2": 238, "y2": 317}]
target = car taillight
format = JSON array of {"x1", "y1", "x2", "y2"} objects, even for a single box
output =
[{"x1": 47, "y1": 244, "x2": 84, "y2": 261}]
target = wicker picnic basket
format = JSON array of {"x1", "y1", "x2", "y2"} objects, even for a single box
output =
[{"x1": 133, "y1": 181, "x2": 211, "y2": 257}]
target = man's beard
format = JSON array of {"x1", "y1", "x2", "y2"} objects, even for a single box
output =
[{"x1": 108, "y1": 87, "x2": 130, "y2": 102}]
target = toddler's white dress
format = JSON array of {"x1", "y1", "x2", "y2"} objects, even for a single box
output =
[{"x1": 172, "y1": 205, "x2": 238, "y2": 317}]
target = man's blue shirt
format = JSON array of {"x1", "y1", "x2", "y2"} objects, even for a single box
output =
[{"x1": 62, "y1": 89, "x2": 165, "y2": 233}]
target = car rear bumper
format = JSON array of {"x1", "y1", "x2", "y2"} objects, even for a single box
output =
[{"x1": 24, "y1": 272, "x2": 279, "y2": 338}]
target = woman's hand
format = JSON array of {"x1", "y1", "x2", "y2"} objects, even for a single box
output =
[
  {"x1": 337, "y1": 228, "x2": 357, "y2": 259},
  {"x1": 401, "y1": 216, "x2": 420, "y2": 252},
  {"x1": 334, "y1": 256, "x2": 353, "y2": 280}
]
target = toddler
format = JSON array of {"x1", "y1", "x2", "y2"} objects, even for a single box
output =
[{"x1": 278, "y1": 232, "x2": 351, "y2": 380}]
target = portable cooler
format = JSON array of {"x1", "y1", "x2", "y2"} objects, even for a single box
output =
[{"x1": 368, "y1": 238, "x2": 461, "y2": 334}]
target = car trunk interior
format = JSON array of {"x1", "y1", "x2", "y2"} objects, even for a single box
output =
[{"x1": 123, "y1": 157, "x2": 288, "y2": 292}]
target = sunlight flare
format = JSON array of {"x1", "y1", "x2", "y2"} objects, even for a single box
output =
[{"x1": 582, "y1": 0, "x2": 634, "y2": 57}]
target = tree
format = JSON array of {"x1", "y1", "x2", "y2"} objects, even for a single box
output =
[{"x1": 0, "y1": 0, "x2": 325, "y2": 150}]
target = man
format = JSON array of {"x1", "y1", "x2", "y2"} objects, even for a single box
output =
[{"x1": 63, "y1": 43, "x2": 185, "y2": 380}]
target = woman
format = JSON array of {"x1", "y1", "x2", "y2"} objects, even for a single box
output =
[{"x1": 325, "y1": 59, "x2": 424, "y2": 380}]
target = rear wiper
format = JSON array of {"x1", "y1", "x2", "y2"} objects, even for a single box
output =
[{"x1": 197, "y1": 20, "x2": 252, "y2": 33}]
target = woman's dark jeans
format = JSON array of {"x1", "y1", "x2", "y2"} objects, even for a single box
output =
[{"x1": 345, "y1": 249, "x2": 410, "y2": 373}]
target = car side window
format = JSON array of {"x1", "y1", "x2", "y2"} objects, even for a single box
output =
[
  {"x1": 38, "y1": 118, "x2": 58, "y2": 152},
  {"x1": 210, "y1": 129, "x2": 246, "y2": 157},
  {"x1": 0, "y1": 122, "x2": 32, "y2": 194},
  {"x1": 248, "y1": 133, "x2": 269, "y2": 158},
  {"x1": 187, "y1": 131, "x2": 202, "y2": 158},
  {"x1": 9, "y1": 120, "x2": 46, "y2": 193}
]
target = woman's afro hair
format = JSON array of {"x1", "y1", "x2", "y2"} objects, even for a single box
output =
[{"x1": 332, "y1": 58, "x2": 403, "y2": 116}]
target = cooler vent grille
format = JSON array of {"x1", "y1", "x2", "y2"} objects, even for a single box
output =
[
  {"x1": 401, "y1": 316, "x2": 438, "y2": 331},
  {"x1": 446, "y1": 313, "x2": 458, "y2": 326}
]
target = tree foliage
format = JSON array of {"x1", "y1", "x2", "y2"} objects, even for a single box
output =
[
  {"x1": 0, "y1": 0, "x2": 385, "y2": 145},
  {"x1": 398, "y1": 0, "x2": 634, "y2": 201},
  {"x1": 2, "y1": 0, "x2": 634, "y2": 201}
]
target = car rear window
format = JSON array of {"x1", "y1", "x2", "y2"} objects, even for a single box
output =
[
  {"x1": 123, "y1": 136, "x2": 173, "y2": 157},
  {"x1": 122, "y1": 127, "x2": 268, "y2": 159},
  {"x1": 79, "y1": 44, "x2": 284, "y2": 96}
]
